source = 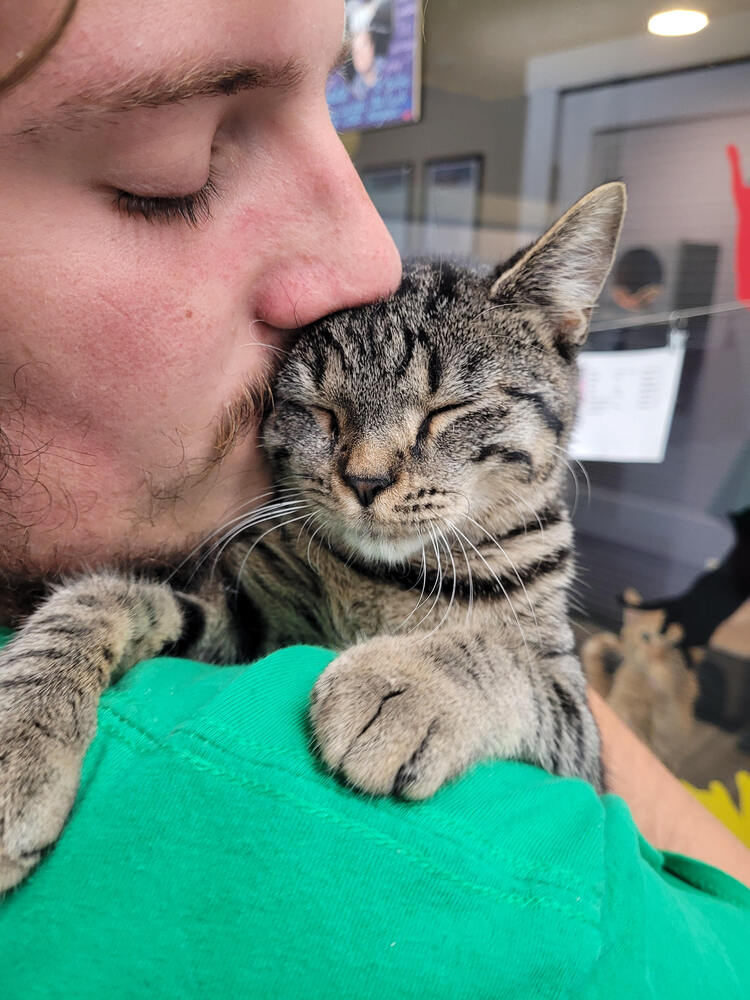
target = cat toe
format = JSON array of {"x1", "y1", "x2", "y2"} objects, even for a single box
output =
[
  {"x1": 310, "y1": 649, "x2": 470, "y2": 799},
  {"x1": 310, "y1": 665, "x2": 394, "y2": 770},
  {"x1": 333, "y1": 692, "x2": 438, "y2": 796}
]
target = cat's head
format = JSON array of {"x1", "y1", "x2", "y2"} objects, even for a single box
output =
[{"x1": 263, "y1": 183, "x2": 625, "y2": 563}]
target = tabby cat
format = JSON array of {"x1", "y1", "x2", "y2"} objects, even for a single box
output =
[{"x1": 0, "y1": 182, "x2": 625, "y2": 891}]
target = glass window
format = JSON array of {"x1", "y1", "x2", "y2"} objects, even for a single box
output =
[{"x1": 331, "y1": 0, "x2": 750, "y2": 785}]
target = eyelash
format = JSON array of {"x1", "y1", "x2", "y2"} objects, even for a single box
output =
[{"x1": 113, "y1": 173, "x2": 219, "y2": 227}]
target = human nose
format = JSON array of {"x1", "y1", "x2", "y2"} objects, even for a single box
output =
[{"x1": 252, "y1": 121, "x2": 403, "y2": 329}]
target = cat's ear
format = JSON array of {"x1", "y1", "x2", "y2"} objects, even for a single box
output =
[{"x1": 490, "y1": 183, "x2": 626, "y2": 349}]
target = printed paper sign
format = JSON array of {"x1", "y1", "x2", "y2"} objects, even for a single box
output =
[
  {"x1": 569, "y1": 341, "x2": 686, "y2": 464},
  {"x1": 326, "y1": 0, "x2": 422, "y2": 133}
]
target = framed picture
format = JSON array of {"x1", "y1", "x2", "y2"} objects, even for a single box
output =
[
  {"x1": 360, "y1": 163, "x2": 413, "y2": 254},
  {"x1": 422, "y1": 155, "x2": 484, "y2": 258},
  {"x1": 326, "y1": 0, "x2": 423, "y2": 133}
]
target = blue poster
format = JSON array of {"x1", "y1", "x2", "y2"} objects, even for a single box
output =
[{"x1": 327, "y1": 0, "x2": 422, "y2": 133}]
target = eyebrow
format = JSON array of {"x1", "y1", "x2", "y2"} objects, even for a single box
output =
[{"x1": 16, "y1": 43, "x2": 350, "y2": 139}]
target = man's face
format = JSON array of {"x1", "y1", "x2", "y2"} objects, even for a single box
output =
[
  {"x1": 351, "y1": 31, "x2": 376, "y2": 77},
  {"x1": 0, "y1": 0, "x2": 401, "y2": 583}
]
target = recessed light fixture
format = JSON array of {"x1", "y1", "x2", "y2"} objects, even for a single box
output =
[{"x1": 648, "y1": 9, "x2": 709, "y2": 36}]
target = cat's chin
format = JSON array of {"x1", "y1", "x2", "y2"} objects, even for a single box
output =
[{"x1": 339, "y1": 527, "x2": 424, "y2": 566}]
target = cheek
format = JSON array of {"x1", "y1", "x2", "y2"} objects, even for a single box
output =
[
  {"x1": 45, "y1": 275, "x2": 225, "y2": 434},
  {"x1": 266, "y1": 410, "x2": 333, "y2": 479},
  {"x1": 76, "y1": 272, "x2": 222, "y2": 388},
  {"x1": 2, "y1": 217, "x2": 251, "y2": 445}
]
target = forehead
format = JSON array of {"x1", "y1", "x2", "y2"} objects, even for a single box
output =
[
  {"x1": 0, "y1": 0, "x2": 344, "y2": 135},
  {"x1": 288, "y1": 269, "x2": 500, "y2": 404}
]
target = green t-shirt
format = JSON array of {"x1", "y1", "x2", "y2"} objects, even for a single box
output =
[{"x1": 1, "y1": 643, "x2": 749, "y2": 998}]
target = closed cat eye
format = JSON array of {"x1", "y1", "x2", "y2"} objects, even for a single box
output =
[
  {"x1": 310, "y1": 406, "x2": 339, "y2": 439},
  {"x1": 417, "y1": 402, "x2": 466, "y2": 442}
]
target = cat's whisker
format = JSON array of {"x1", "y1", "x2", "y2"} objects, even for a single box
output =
[
  {"x1": 237, "y1": 341, "x2": 290, "y2": 358},
  {"x1": 450, "y1": 489, "x2": 473, "y2": 520},
  {"x1": 464, "y1": 514, "x2": 539, "y2": 633},
  {"x1": 233, "y1": 510, "x2": 313, "y2": 586},
  {"x1": 199, "y1": 491, "x2": 299, "y2": 547},
  {"x1": 167, "y1": 487, "x2": 305, "y2": 583},
  {"x1": 238, "y1": 319, "x2": 293, "y2": 358},
  {"x1": 425, "y1": 524, "x2": 446, "y2": 630},
  {"x1": 410, "y1": 523, "x2": 443, "y2": 633},
  {"x1": 208, "y1": 500, "x2": 311, "y2": 579},
  {"x1": 421, "y1": 524, "x2": 458, "y2": 639},
  {"x1": 503, "y1": 487, "x2": 544, "y2": 536},
  {"x1": 180, "y1": 507, "x2": 288, "y2": 586},
  {"x1": 416, "y1": 527, "x2": 428, "y2": 590},
  {"x1": 207, "y1": 498, "x2": 309, "y2": 563},
  {"x1": 342, "y1": 537, "x2": 359, "y2": 570},
  {"x1": 563, "y1": 458, "x2": 581, "y2": 516},
  {"x1": 227, "y1": 494, "x2": 308, "y2": 526},
  {"x1": 219, "y1": 485, "x2": 302, "y2": 521},
  {"x1": 316, "y1": 516, "x2": 335, "y2": 574},
  {"x1": 569, "y1": 464, "x2": 581, "y2": 517},
  {"x1": 444, "y1": 518, "x2": 474, "y2": 625},
  {"x1": 571, "y1": 616, "x2": 594, "y2": 638},
  {"x1": 297, "y1": 511, "x2": 317, "y2": 547},
  {"x1": 506, "y1": 497, "x2": 529, "y2": 535},
  {"x1": 204, "y1": 493, "x2": 307, "y2": 550},
  {"x1": 305, "y1": 512, "x2": 329, "y2": 571},
  {"x1": 322, "y1": 520, "x2": 336, "y2": 562},
  {"x1": 397, "y1": 528, "x2": 429, "y2": 632},
  {"x1": 194, "y1": 489, "x2": 305, "y2": 554},
  {"x1": 450, "y1": 522, "x2": 531, "y2": 660},
  {"x1": 412, "y1": 524, "x2": 440, "y2": 631},
  {"x1": 571, "y1": 455, "x2": 591, "y2": 506},
  {"x1": 552, "y1": 445, "x2": 590, "y2": 514}
]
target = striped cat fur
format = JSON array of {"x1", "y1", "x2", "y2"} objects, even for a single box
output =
[{"x1": 0, "y1": 183, "x2": 625, "y2": 891}]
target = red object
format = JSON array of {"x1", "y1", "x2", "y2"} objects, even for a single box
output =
[{"x1": 727, "y1": 144, "x2": 750, "y2": 305}]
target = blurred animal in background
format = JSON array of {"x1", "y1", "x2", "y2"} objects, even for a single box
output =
[
  {"x1": 612, "y1": 510, "x2": 750, "y2": 741},
  {"x1": 582, "y1": 589, "x2": 700, "y2": 771},
  {"x1": 610, "y1": 247, "x2": 665, "y2": 313},
  {"x1": 582, "y1": 146, "x2": 750, "y2": 777}
]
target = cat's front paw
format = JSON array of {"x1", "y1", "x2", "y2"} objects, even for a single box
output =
[
  {"x1": 310, "y1": 638, "x2": 485, "y2": 799},
  {"x1": 0, "y1": 686, "x2": 95, "y2": 892}
]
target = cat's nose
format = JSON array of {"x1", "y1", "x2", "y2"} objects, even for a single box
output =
[{"x1": 344, "y1": 473, "x2": 394, "y2": 507}]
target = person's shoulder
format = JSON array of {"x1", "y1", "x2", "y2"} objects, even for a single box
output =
[
  {"x1": 7, "y1": 646, "x2": 749, "y2": 997},
  {"x1": 102, "y1": 646, "x2": 612, "y2": 995}
]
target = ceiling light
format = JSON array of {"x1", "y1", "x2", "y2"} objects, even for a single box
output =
[{"x1": 648, "y1": 9, "x2": 709, "y2": 36}]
